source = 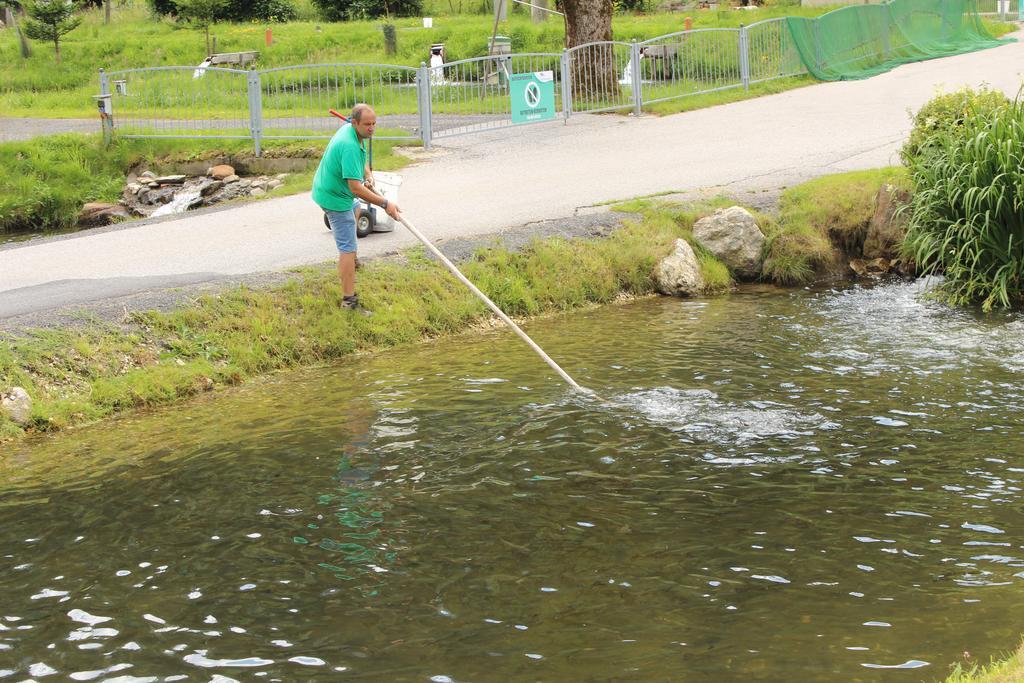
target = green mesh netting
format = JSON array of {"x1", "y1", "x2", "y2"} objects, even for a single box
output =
[{"x1": 785, "y1": 0, "x2": 1012, "y2": 81}]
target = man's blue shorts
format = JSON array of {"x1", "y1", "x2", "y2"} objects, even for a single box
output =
[{"x1": 325, "y1": 208, "x2": 358, "y2": 254}]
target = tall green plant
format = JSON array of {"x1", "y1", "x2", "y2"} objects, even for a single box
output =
[
  {"x1": 22, "y1": 0, "x2": 82, "y2": 63},
  {"x1": 902, "y1": 96, "x2": 1024, "y2": 310}
]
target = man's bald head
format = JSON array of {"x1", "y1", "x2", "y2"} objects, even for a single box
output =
[{"x1": 349, "y1": 103, "x2": 377, "y2": 140}]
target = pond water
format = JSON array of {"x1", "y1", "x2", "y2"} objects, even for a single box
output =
[{"x1": 3, "y1": 280, "x2": 1024, "y2": 682}]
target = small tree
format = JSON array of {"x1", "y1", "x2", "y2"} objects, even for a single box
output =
[
  {"x1": 173, "y1": 0, "x2": 227, "y2": 55},
  {"x1": 23, "y1": 0, "x2": 82, "y2": 64}
]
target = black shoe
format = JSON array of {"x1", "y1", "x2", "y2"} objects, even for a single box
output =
[{"x1": 342, "y1": 295, "x2": 372, "y2": 317}]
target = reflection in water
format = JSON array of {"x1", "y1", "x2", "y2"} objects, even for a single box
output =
[{"x1": 2, "y1": 280, "x2": 1024, "y2": 680}]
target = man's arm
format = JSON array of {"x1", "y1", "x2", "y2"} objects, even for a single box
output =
[{"x1": 348, "y1": 178, "x2": 401, "y2": 220}]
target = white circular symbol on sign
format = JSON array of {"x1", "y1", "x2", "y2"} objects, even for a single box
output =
[{"x1": 524, "y1": 82, "x2": 541, "y2": 108}]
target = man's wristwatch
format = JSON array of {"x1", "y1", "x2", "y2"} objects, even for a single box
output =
[{"x1": 380, "y1": 198, "x2": 389, "y2": 210}]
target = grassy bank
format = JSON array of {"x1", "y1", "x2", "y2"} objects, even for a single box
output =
[
  {"x1": 0, "y1": 168, "x2": 905, "y2": 443},
  {"x1": 0, "y1": 133, "x2": 410, "y2": 237},
  {"x1": 945, "y1": 642, "x2": 1024, "y2": 682}
]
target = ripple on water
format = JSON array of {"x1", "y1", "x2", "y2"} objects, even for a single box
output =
[{"x1": 610, "y1": 387, "x2": 838, "y2": 446}]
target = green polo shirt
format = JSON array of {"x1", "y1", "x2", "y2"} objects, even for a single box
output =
[{"x1": 312, "y1": 123, "x2": 366, "y2": 212}]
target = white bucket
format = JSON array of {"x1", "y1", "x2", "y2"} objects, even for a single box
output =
[
  {"x1": 371, "y1": 171, "x2": 403, "y2": 231},
  {"x1": 423, "y1": 17, "x2": 433, "y2": 28}
]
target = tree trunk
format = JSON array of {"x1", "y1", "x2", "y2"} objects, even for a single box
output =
[
  {"x1": 562, "y1": 0, "x2": 618, "y2": 102},
  {"x1": 54, "y1": 38, "x2": 60, "y2": 64},
  {"x1": 205, "y1": 26, "x2": 211, "y2": 55},
  {"x1": 105, "y1": 0, "x2": 111, "y2": 24},
  {"x1": 531, "y1": 0, "x2": 547, "y2": 23}
]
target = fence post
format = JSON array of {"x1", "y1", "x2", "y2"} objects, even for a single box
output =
[
  {"x1": 417, "y1": 62, "x2": 433, "y2": 149},
  {"x1": 739, "y1": 25, "x2": 750, "y2": 91},
  {"x1": 247, "y1": 67, "x2": 263, "y2": 157},
  {"x1": 881, "y1": 3, "x2": 890, "y2": 60},
  {"x1": 560, "y1": 48, "x2": 572, "y2": 121},
  {"x1": 813, "y1": 20, "x2": 823, "y2": 72},
  {"x1": 98, "y1": 68, "x2": 113, "y2": 145},
  {"x1": 630, "y1": 39, "x2": 642, "y2": 116}
]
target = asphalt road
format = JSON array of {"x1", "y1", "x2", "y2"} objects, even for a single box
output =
[{"x1": 2, "y1": 33, "x2": 1023, "y2": 322}]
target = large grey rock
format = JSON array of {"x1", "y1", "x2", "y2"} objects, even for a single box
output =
[
  {"x1": 655, "y1": 238, "x2": 704, "y2": 297},
  {"x1": 864, "y1": 184, "x2": 910, "y2": 260},
  {"x1": 1, "y1": 387, "x2": 32, "y2": 426},
  {"x1": 692, "y1": 206, "x2": 765, "y2": 279}
]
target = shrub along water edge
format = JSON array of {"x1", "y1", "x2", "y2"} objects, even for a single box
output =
[{"x1": 902, "y1": 96, "x2": 1024, "y2": 311}]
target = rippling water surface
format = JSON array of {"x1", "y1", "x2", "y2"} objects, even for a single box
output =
[{"x1": 3, "y1": 280, "x2": 1024, "y2": 681}]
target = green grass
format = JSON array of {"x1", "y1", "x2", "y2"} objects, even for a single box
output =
[
  {"x1": 944, "y1": 642, "x2": 1024, "y2": 682},
  {"x1": 0, "y1": 131, "x2": 410, "y2": 236},
  {"x1": 763, "y1": 167, "x2": 910, "y2": 283}
]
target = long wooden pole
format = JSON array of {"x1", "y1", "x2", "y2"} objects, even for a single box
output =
[{"x1": 398, "y1": 215, "x2": 594, "y2": 396}]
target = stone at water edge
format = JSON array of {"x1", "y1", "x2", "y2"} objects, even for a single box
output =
[
  {"x1": 77, "y1": 202, "x2": 131, "y2": 227},
  {"x1": 201, "y1": 180, "x2": 223, "y2": 197},
  {"x1": 139, "y1": 170, "x2": 157, "y2": 180},
  {"x1": 209, "y1": 164, "x2": 236, "y2": 180},
  {"x1": 250, "y1": 187, "x2": 267, "y2": 197},
  {"x1": 267, "y1": 179, "x2": 283, "y2": 190},
  {"x1": 153, "y1": 175, "x2": 187, "y2": 185},
  {"x1": 223, "y1": 174, "x2": 240, "y2": 184},
  {"x1": 1, "y1": 387, "x2": 32, "y2": 426},
  {"x1": 655, "y1": 238, "x2": 705, "y2": 297},
  {"x1": 849, "y1": 257, "x2": 891, "y2": 277},
  {"x1": 693, "y1": 206, "x2": 766, "y2": 279}
]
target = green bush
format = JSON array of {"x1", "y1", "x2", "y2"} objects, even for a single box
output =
[
  {"x1": 148, "y1": 0, "x2": 297, "y2": 21},
  {"x1": 310, "y1": 0, "x2": 423, "y2": 21},
  {"x1": 900, "y1": 86, "x2": 1011, "y2": 165},
  {"x1": 902, "y1": 97, "x2": 1024, "y2": 310}
]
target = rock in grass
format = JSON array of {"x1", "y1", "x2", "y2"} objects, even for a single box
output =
[
  {"x1": 655, "y1": 238, "x2": 704, "y2": 297},
  {"x1": 1, "y1": 387, "x2": 32, "y2": 426},
  {"x1": 209, "y1": 164, "x2": 236, "y2": 180},
  {"x1": 693, "y1": 206, "x2": 765, "y2": 279}
]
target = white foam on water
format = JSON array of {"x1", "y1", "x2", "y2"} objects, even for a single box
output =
[{"x1": 607, "y1": 387, "x2": 837, "y2": 445}]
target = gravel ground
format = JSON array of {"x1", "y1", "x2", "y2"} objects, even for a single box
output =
[{"x1": 0, "y1": 118, "x2": 100, "y2": 142}]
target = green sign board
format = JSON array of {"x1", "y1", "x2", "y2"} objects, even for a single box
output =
[{"x1": 510, "y1": 70, "x2": 556, "y2": 125}]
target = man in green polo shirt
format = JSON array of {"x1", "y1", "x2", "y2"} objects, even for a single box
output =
[{"x1": 312, "y1": 103, "x2": 401, "y2": 314}]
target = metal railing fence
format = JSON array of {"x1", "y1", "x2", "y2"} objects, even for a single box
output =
[
  {"x1": 104, "y1": 13, "x2": 927, "y2": 154},
  {"x1": 426, "y1": 52, "x2": 563, "y2": 138}
]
